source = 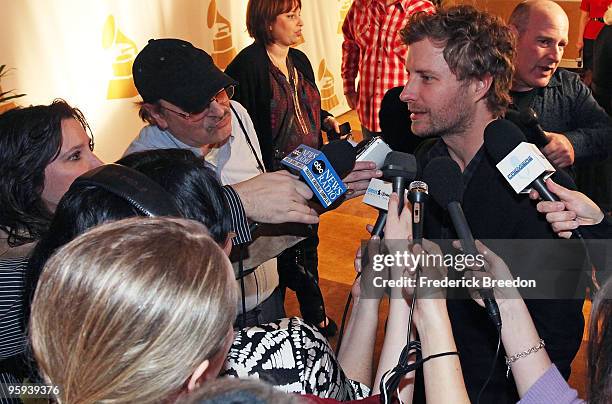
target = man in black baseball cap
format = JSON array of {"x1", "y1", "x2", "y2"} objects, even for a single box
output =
[
  {"x1": 125, "y1": 38, "x2": 324, "y2": 326},
  {"x1": 130, "y1": 38, "x2": 237, "y2": 148},
  {"x1": 126, "y1": 37, "x2": 322, "y2": 230}
]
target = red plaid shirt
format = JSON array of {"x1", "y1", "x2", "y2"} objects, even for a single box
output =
[{"x1": 342, "y1": 0, "x2": 435, "y2": 132}]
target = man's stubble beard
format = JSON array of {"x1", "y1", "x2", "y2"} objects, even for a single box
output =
[{"x1": 412, "y1": 97, "x2": 475, "y2": 139}]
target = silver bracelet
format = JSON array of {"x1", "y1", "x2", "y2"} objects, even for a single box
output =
[{"x1": 505, "y1": 339, "x2": 545, "y2": 378}]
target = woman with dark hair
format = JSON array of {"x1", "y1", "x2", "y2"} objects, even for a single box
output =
[
  {"x1": 0, "y1": 99, "x2": 101, "y2": 395},
  {"x1": 0, "y1": 99, "x2": 101, "y2": 253},
  {"x1": 225, "y1": 0, "x2": 339, "y2": 337},
  {"x1": 27, "y1": 148, "x2": 234, "y2": 300}
]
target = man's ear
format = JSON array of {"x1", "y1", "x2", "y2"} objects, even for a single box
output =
[
  {"x1": 508, "y1": 24, "x2": 519, "y2": 38},
  {"x1": 143, "y1": 103, "x2": 169, "y2": 130},
  {"x1": 186, "y1": 360, "x2": 210, "y2": 392},
  {"x1": 473, "y1": 74, "x2": 493, "y2": 103}
]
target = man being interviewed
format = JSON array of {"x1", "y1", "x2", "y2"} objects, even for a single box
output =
[{"x1": 399, "y1": 6, "x2": 585, "y2": 403}]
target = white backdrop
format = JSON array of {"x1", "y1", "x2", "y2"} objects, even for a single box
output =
[{"x1": 0, "y1": 0, "x2": 353, "y2": 162}]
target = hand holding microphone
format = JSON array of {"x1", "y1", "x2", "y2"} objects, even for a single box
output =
[
  {"x1": 484, "y1": 118, "x2": 582, "y2": 238},
  {"x1": 384, "y1": 192, "x2": 412, "y2": 241},
  {"x1": 281, "y1": 140, "x2": 356, "y2": 209},
  {"x1": 529, "y1": 178, "x2": 605, "y2": 238},
  {"x1": 504, "y1": 109, "x2": 574, "y2": 168},
  {"x1": 368, "y1": 152, "x2": 417, "y2": 237},
  {"x1": 451, "y1": 239, "x2": 522, "y2": 305}
]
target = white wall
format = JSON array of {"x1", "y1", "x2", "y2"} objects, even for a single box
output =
[{"x1": 0, "y1": 0, "x2": 353, "y2": 162}]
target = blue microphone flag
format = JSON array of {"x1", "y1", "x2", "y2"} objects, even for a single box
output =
[{"x1": 281, "y1": 144, "x2": 347, "y2": 208}]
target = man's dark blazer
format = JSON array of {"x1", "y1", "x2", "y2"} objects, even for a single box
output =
[{"x1": 415, "y1": 138, "x2": 585, "y2": 403}]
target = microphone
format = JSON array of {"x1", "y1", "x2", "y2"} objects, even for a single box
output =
[
  {"x1": 408, "y1": 181, "x2": 428, "y2": 245},
  {"x1": 282, "y1": 141, "x2": 356, "y2": 208},
  {"x1": 423, "y1": 157, "x2": 502, "y2": 328},
  {"x1": 382, "y1": 152, "x2": 418, "y2": 215},
  {"x1": 320, "y1": 140, "x2": 358, "y2": 178},
  {"x1": 484, "y1": 119, "x2": 582, "y2": 238},
  {"x1": 368, "y1": 152, "x2": 417, "y2": 237},
  {"x1": 362, "y1": 178, "x2": 404, "y2": 238},
  {"x1": 355, "y1": 136, "x2": 393, "y2": 169},
  {"x1": 484, "y1": 119, "x2": 558, "y2": 200},
  {"x1": 505, "y1": 108, "x2": 549, "y2": 148}
]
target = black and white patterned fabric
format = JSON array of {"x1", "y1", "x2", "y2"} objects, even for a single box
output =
[
  {"x1": 222, "y1": 317, "x2": 369, "y2": 400},
  {"x1": 0, "y1": 257, "x2": 28, "y2": 404}
]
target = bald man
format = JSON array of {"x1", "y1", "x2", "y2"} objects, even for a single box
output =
[{"x1": 509, "y1": 0, "x2": 612, "y2": 169}]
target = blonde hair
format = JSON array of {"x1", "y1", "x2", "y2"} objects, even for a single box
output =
[{"x1": 30, "y1": 217, "x2": 237, "y2": 403}]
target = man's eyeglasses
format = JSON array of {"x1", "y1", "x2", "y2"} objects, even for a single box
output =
[{"x1": 160, "y1": 85, "x2": 235, "y2": 123}]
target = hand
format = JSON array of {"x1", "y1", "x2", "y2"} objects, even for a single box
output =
[
  {"x1": 231, "y1": 171, "x2": 320, "y2": 225},
  {"x1": 345, "y1": 90, "x2": 358, "y2": 110},
  {"x1": 356, "y1": 235, "x2": 386, "y2": 301},
  {"x1": 324, "y1": 116, "x2": 341, "y2": 134},
  {"x1": 412, "y1": 239, "x2": 448, "y2": 300},
  {"x1": 541, "y1": 132, "x2": 575, "y2": 167},
  {"x1": 529, "y1": 178, "x2": 604, "y2": 238},
  {"x1": 343, "y1": 161, "x2": 382, "y2": 199},
  {"x1": 412, "y1": 240, "x2": 449, "y2": 326},
  {"x1": 383, "y1": 192, "x2": 412, "y2": 241},
  {"x1": 453, "y1": 240, "x2": 520, "y2": 306},
  {"x1": 383, "y1": 192, "x2": 413, "y2": 298}
]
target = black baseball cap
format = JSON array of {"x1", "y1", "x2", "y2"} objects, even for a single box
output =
[{"x1": 132, "y1": 38, "x2": 237, "y2": 113}]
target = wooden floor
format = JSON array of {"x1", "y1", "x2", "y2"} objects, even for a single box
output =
[{"x1": 284, "y1": 109, "x2": 590, "y2": 398}]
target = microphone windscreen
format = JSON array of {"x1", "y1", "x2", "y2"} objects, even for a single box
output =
[
  {"x1": 321, "y1": 140, "x2": 357, "y2": 178},
  {"x1": 382, "y1": 151, "x2": 418, "y2": 179},
  {"x1": 422, "y1": 156, "x2": 463, "y2": 207},
  {"x1": 483, "y1": 118, "x2": 527, "y2": 163}
]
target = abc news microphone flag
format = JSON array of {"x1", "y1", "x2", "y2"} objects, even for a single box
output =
[{"x1": 281, "y1": 145, "x2": 347, "y2": 208}]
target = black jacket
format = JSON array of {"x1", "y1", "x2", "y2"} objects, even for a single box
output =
[{"x1": 415, "y1": 138, "x2": 586, "y2": 403}]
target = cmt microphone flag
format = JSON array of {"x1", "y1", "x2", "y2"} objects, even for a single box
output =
[{"x1": 495, "y1": 142, "x2": 556, "y2": 194}]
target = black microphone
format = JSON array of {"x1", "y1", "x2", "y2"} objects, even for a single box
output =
[
  {"x1": 382, "y1": 152, "x2": 418, "y2": 215},
  {"x1": 522, "y1": 108, "x2": 550, "y2": 148},
  {"x1": 408, "y1": 181, "x2": 428, "y2": 245},
  {"x1": 505, "y1": 108, "x2": 549, "y2": 148},
  {"x1": 484, "y1": 119, "x2": 582, "y2": 239},
  {"x1": 423, "y1": 157, "x2": 502, "y2": 328},
  {"x1": 320, "y1": 140, "x2": 358, "y2": 178},
  {"x1": 371, "y1": 212, "x2": 388, "y2": 239},
  {"x1": 485, "y1": 119, "x2": 561, "y2": 201},
  {"x1": 371, "y1": 152, "x2": 418, "y2": 237}
]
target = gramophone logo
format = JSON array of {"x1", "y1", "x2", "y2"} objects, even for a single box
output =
[
  {"x1": 338, "y1": 0, "x2": 353, "y2": 34},
  {"x1": 207, "y1": 0, "x2": 236, "y2": 69},
  {"x1": 102, "y1": 15, "x2": 138, "y2": 99},
  {"x1": 318, "y1": 59, "x2": 339, "y2": 111}
]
